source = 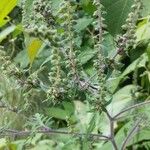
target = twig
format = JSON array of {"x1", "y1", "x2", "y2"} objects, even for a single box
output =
[
  {"x1": 121, "y1": 118, "x2": 142, "y2": 150},
  {"x1": 2, "y1": 128, "x2": 110, "y2": 141},
  {"x1": 113, "y1": 100, "x2": 150, "y2": 120}
]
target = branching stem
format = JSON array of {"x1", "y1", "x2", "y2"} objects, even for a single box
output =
[
  {"x1": 113, "y1": 100, "x2": 150, "y2": 120},
  {"x1": 1, "y1": 128, "x2": 109, "y2": 141}
]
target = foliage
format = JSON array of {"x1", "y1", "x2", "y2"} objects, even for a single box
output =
[{"x1": 0, "y1": 0, "x2": 150, "y2": 149}]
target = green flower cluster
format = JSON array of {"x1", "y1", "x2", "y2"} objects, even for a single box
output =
[
  {"x1": 92, "y1": 0, "x2": 109, "y2": 109},
  {"x1": 117, "y1": 0, "x2": 142, "y2": 53},
  {"x1": 56, "y1": 0, "x2": 82, "y2": 85}
]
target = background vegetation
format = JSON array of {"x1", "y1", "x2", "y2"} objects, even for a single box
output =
[{"x1": 0, "y1": 0, "x2": 150, "y2": 149}]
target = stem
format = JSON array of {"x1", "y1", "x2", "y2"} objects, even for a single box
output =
[
  {"x1": 121, "y1": 118, "x2": 142, "y2": 150},
  {"x1": 104, "y1": 108, "x2": 118, "y2": 150},
  {"x1": 97, "y1": 0, "x2": 103, "y2": 48},
  {"x1": 2, "y1": 128, "x2": 109, "y2": 141},
  {"x1": 113, "y1": 100, "x2": 150, "y2": 120},
  {"x1": 110, "y1": 120, "x2": 118, "y2": 150}
]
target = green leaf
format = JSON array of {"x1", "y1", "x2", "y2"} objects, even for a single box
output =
[
  {"x1": 62, "y1": 101, "x2": 75, "y2": 115},
  {"x1": 107, "y1": 54, "x2": 148, "y2": 93},
  {"x1": 86, "y1": 114, "x2": 96, "y2": 134},
  {"x1": 0, "y1": 0, "x2": 17, "y2": 27},
  {"x1": 14, "y1": 50, "x2": 29, "y2": 68},
  {"x1": 26, "y1": 38, "x2": 43, "y2": 65},
  {"x1": 142, "y1": 0, "x2": 150, "y2": 16},
  {"x1": 78, "y1": 46, "x2": 97, "y2": 65},
  {"x1": 136, "y1": 17, "x2": 150, "y2": 43},
  {"x1": 46, "y1": 107, "x2": 69, "y2": 120},
  {"x1": 0, "y1": 138, "x2": 7, "y2": 149},
  {"x1": 102, "y1": 33, "x2": 116, "y2": 57},
  {"x1": 121, "y1": 53, "x2": 148, "y2": 77},
  {"x1": 12, "y1": 24, "x2": 23, "y2": 37},
  {"x1": 74, "y1": 101, "x2": 93, "y2": 132},
  {"x1": 80, "y1": 0, "x2": 96, "y2": 15},
  {"x1": 102, "y1": 0, "x2": 133, "y2": 36},
  {"x1": 107, "y1": 85, "x2": 137, "y2": 116},
  {"x1": 106, "y1": 76, "x2": 121, "y2": 93},
  {"x1": 74, "y1": 17, "x2": 93, "y2": 32}
]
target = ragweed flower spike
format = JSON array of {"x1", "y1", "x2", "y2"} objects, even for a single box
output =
[
  {"x1": 57, "y1": 0, "x2": 83, "y2": 88},
  {"x1": 117, "y1": 0, "x2": 142, "y2": 54},
  {"x1": 47, "y1": 47, "x2": 67, "y2": 103},
  {"x1": 92, "y1": 0, "x2": 109, "y2": 108}
]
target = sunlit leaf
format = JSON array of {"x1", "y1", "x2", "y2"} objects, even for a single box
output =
[
  {"x1": 0, "y1": 25, "x2": 16, "y2": 42},
  {"x1": 0, "y1": 0, "x2": 17, "y2": 27},
  {"x1": 26, "y1": 38, "x2": 43, "y2": 65},
  {"x1": 136, "y1": 17, "x2": 150, "y2": 43}
]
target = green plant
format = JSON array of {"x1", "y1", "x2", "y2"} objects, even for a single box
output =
[{"x1": 0, "y1": 0, "x2": 150, "y2": 149}]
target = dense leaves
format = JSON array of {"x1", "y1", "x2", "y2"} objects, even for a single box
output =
[{"x1": 0, "y1": 0, "x2": 150, "y2": 150}]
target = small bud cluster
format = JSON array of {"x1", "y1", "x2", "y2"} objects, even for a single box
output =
[
  {"x1": 21, "y1": 0, "x2": 111, "y2": 104},
  {"x1": 0, "y1": 47, "x2": 20, "y2": 77},
  {"x1": 47, "y1": 47, "x2": 67, "y2": 103},
  {"x1": 22, "y1": 0, "x2": 56, "y2": 42},
  {"x1": 117, "y1": 0, "x2": 142, "y2": 54},
  {"x1": 92, "y1": 0, "x2": 109, "y2": 108},
  {"x1": 56, "y1": 0, "x2": 82, "y2": 86},
  {"x1": 21, "y1": 0, "x2": 30, "y2": 28},
  {"x1": 33, "y1": 0, "x2": 54, "y2": 27}
]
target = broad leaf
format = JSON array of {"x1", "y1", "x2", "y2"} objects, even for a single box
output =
[
  {"x1": 26, "y1": 38, "x2": 43, "y2": 65},
  {"x1": 74, "y1": 17, "x2": 93, "y2": 32},
  {"x1": 46, "y1": 107, "x2": 69, "y2": 120},
  {"x1": 14, "y1": 50, "x2": 29, "y2": 68},
  {"x1": 107, "y1": 85, "x2": 137, "y2": 116},
  {"x1": 0, "y1": 0, "x2": 17, "y2": 27},
  {"x1": 102, "y1": 0, "x2": 133, "y2": 36},
  {"x1": 121, "y1": 54, "x2": 147, "y2": 77},
  {"x1": 136, "y1": 17, "x2": 150, "y2": 43},
  {"x1": 78, "y1": 46, "x2": 97, "y2": 65}
]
